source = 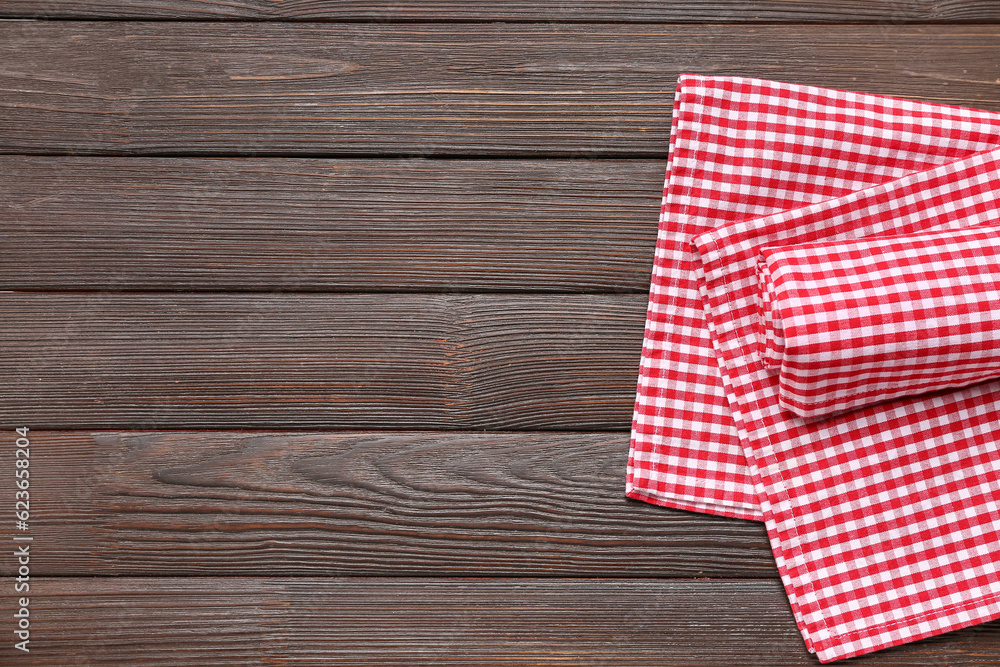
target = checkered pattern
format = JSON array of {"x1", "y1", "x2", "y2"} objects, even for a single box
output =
[
  {"x1": 628, "y1": 74, "x2": 1000, "y2": 661},
  {"x1": 628, "y1": 74, "x2": 1000, "y2": 522},
  {"x1": 757, "y1": 227, "x2": 1000, "y2": 418},
  {"x1": 696, "y1": 146, "x2": 1000, "y2": 661}
]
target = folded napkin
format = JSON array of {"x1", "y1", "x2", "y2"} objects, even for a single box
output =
[
  {"x1": 695, "y1": 147, "x2": 1000, "y2": 661},
  {"x1": 629, "y1": 74, "x2": 1000, "y2": 520},
  {"x1": 627, "y1": 74, "x2": 1000, "y2": 661},
  {"x1": 757, "y1": 226, "x2": 1000, "y2": 418}
]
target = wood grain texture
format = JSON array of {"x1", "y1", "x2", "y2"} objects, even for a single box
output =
[
  {"x1": 0, "y1": 157, "x2": 661, "y2": 292},
  {"x1": 4, "y1": 430, "x2": 773, "y2": 577},
  {"x1": 3, "y1": 0, "x2": 1000, "y2": 22},
  {"x1": 3, "y1": 23, "x2": 1000, "y2": 156},
  {"x1": 6, "y1": 6, "x2": 1000, "y2": 667},
  {"x1": 7, "y1": 577, "x2": 1000, "y2": 665},
  {"x1": 0, "y1": 293, "x2": 644, "y2": 429}
]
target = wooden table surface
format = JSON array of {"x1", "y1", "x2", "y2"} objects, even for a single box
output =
[{"x1": 3, "y1": 2, "x2": 1000, "y2": 664}]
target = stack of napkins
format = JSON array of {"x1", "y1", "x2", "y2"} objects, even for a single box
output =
[{"x1": 628, "y1": 74, "x2": 1000, "y2": 661}]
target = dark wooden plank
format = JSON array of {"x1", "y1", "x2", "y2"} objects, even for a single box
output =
[
  {"x1": 0, "y1": 293, "x2": 643, "y2": 429},
  {"x1": 3, "y1": 23, "x2": 1000, "y2": 156},
  {"x1": 4, "y1": 430, "x2": 773, "y2": 577},
  {"x1": 2, "y1": 0, "x2": 999, "y2": 22},
  {"x1": 6, "y1": 577, "x2": 1000, "y2": 664},
  {"x1": 0, "y1": 157, "x2": 661, "y2": 292}
]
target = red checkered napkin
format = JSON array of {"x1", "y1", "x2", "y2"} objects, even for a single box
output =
[
  {"x1": 757, "y1": 226, "x2": 1000, "y2": 418},
  {"x1": 694, "y1": 146, "x2": 1000, "y2": 662},
  {"x1": 627, "y1": 74, "x2": 1000, "y2": 521}
]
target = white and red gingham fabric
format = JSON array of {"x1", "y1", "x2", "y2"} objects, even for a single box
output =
[
  {"x1": 628, "y1": 74, "x2": 1000, "y2": 520},
  {"x1": 627, "y1": 74, "x2": 1000, "y2": 661},
  {"x1": 695, "y1": 147, "x2": 1000, "y2": 661},
  {"x1": 757, "y1": 226, "x2": 1000, "y2": 418}
]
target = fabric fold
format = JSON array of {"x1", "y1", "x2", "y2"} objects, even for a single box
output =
[
  {"x1": 628, "y1": 74, "x2": 1000, "y2": 522},
  {"x1": 693, "y1": 146, "x2": 1000, "y2": 662},
  {"x1": 756, "y1": 226, "x2": 1000, "y2": 418}
]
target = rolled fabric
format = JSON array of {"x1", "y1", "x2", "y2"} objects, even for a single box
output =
[{"x1": 758, "y1": 225, "x2": 1000, "y2": 418}]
